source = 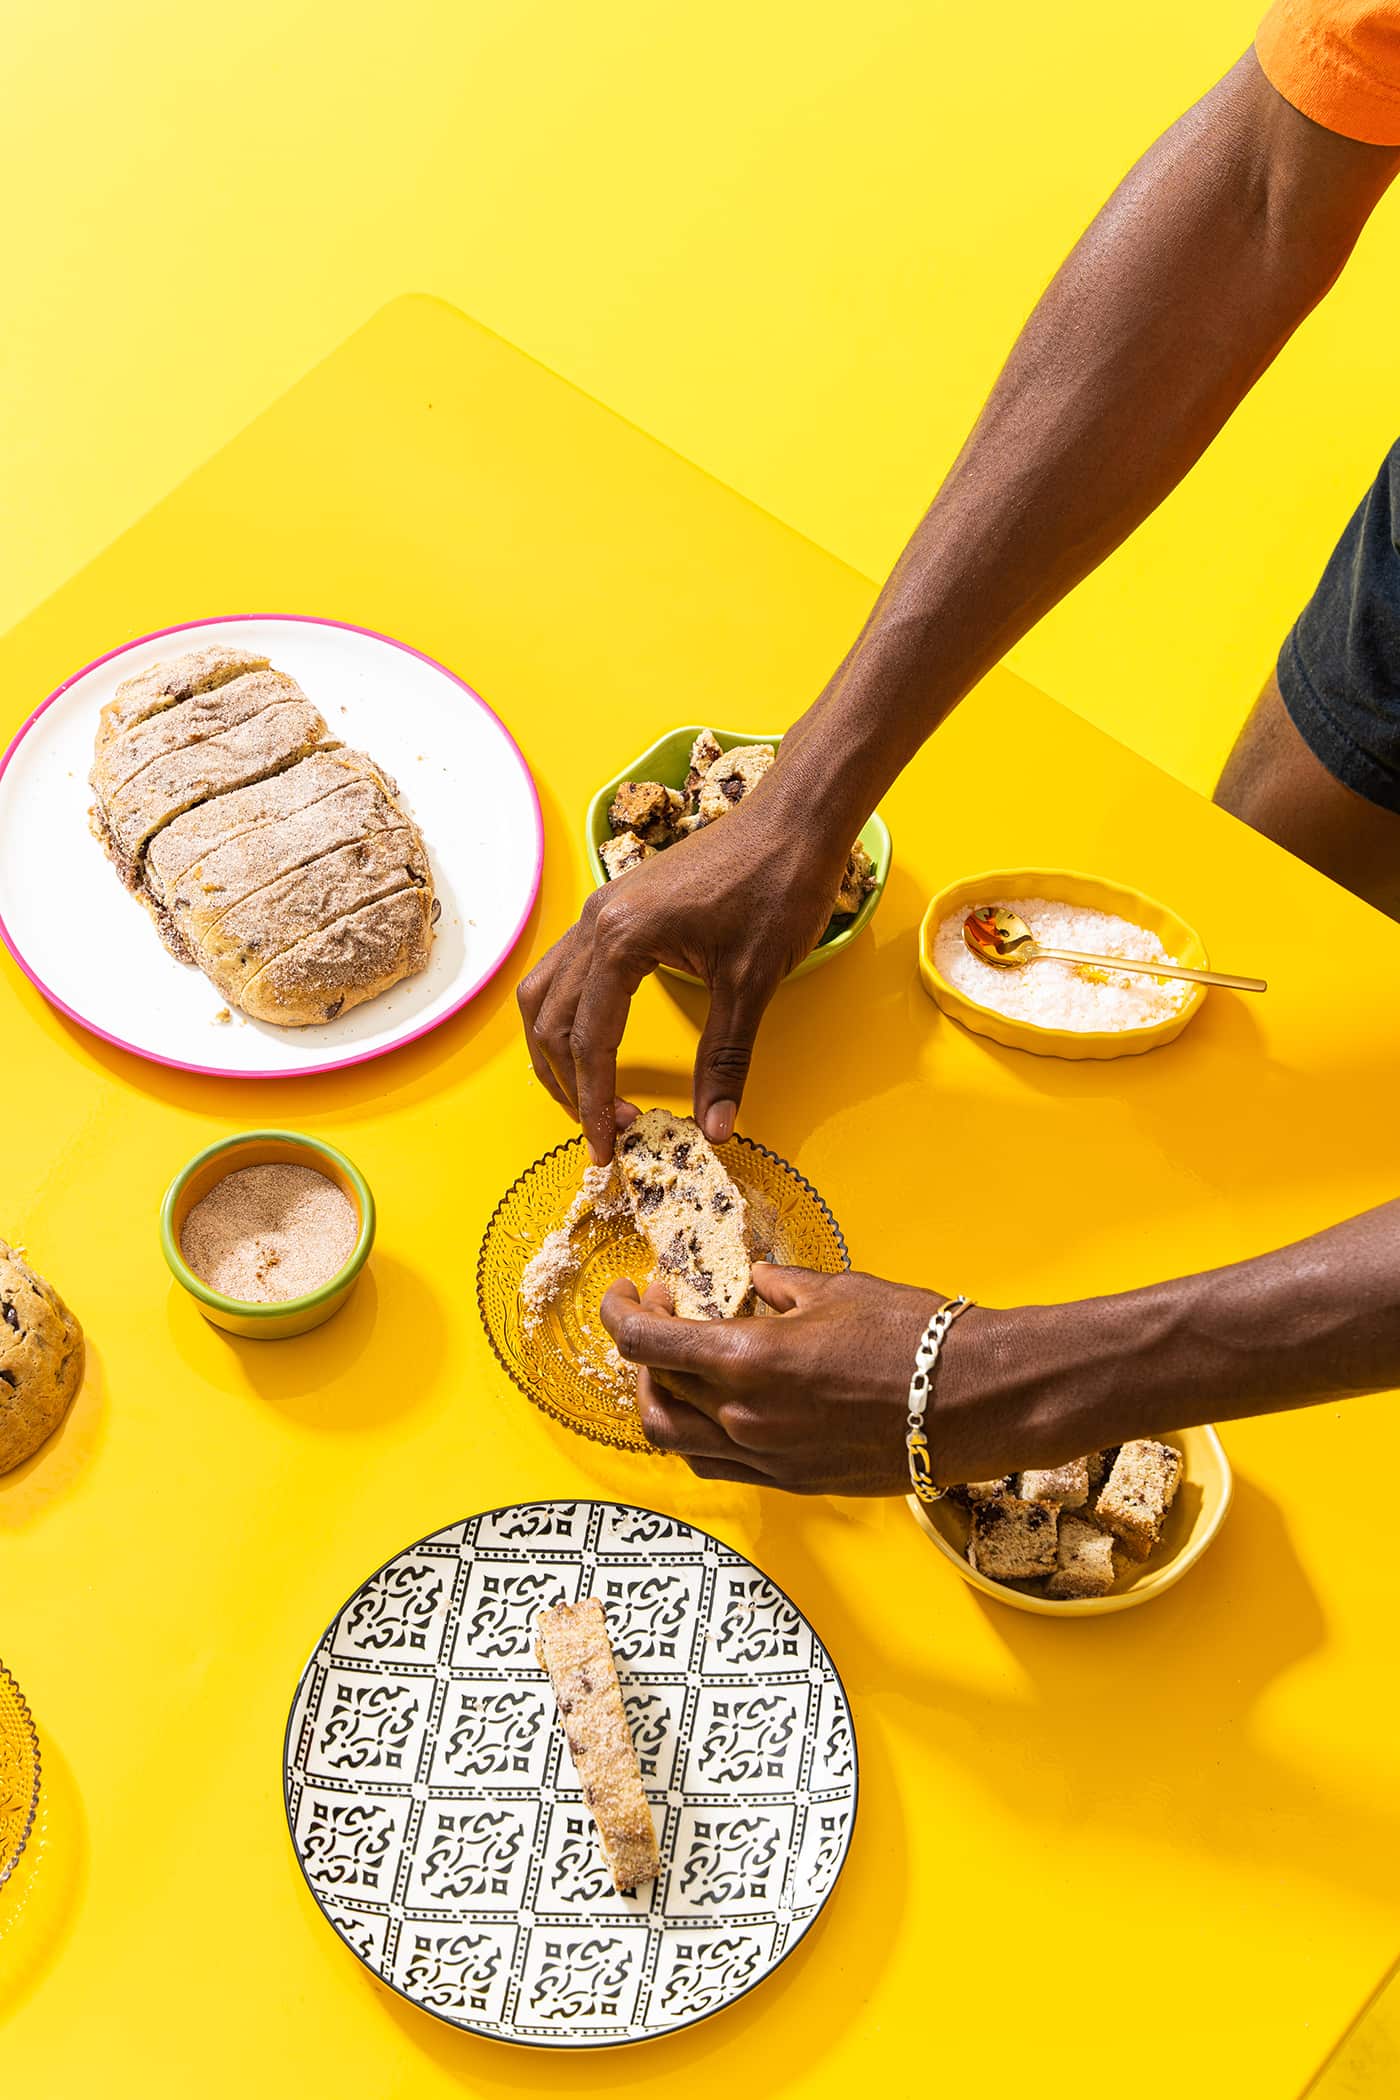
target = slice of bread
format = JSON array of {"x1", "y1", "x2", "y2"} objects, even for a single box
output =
[
  {"x1": 615, "y1": 1109, "x2": 753, "y2": 1319},
  {"x1": 967, "y1": 1494, "x2": 1059, "y2": 1580},
  {"x1": 535, "y1": 1598, "x2": 660, "y2": 1894},
  {"x1": 96, "y1": 643, "x2": 271, "y2": 747},
  {"x1": 1045, "y1": 1514, "x2": 1118, "y2": 1598},
  {"x1": 1095, "y1": 1439, "x2": 1182, "y2": 1559}
]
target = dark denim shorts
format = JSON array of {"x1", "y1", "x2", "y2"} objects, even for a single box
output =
[{"x1": 1278, "y1": 441, "x2": 1400, "y2": 815}]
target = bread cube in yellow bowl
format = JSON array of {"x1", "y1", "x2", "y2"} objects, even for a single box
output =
[{"x1": 909, "y1": 1425, "x2": 1233, "y2": 1617}]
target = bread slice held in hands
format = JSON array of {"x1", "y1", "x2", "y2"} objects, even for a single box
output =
[
  {"x1": 615, "y1": 1109, "x2": 754, "y2": 1319},
  {"x1": 535, "y1": 1598, "x2": 660, "y2": 1895}
]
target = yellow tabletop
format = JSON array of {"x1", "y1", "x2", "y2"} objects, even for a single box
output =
[{"x1": 1, "y1": 295, "x2": 1397, "y2": 2098}]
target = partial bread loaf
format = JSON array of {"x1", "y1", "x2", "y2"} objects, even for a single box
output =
[
  {"x1": 90, "y1": 648, "x2": 436, "y2": 1027},
  {"x1": 615, "y1": 1109, "x2": 754, "y2": 1318}
]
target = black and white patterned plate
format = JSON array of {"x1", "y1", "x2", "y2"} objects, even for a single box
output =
[{"x1": 284, "y1": 1502, "x2": 858, "y2": 2048}]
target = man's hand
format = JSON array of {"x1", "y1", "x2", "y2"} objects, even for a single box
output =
[
  {"x1": 517, "y1": 795, "x2": 843, "y2": 1164},
  {"x1": 599, "y1": 1201, "x2": 1400, "y2": 1500},
  {"x1": 601, "y1": 1263, "x2": 962, "y2": 1494}
]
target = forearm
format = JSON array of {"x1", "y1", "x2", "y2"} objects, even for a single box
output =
[
  {"x1": 772, "y1": 53, "x2": 1396, "y2": 839},
  {"x1": 939, "y1": 1199, "x2": 1400, "y2": 1481}
]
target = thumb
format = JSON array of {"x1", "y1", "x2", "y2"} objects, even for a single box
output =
[
  {"x1": 693, "y1": 975, "x2": 775, "y2": 1146},
  {"x1": 751, "y1": 1262, "x2": 830, "y2": 1314},
  {"x1": 639, "y1": 1276, "x2": 676, "y2": 1316}
]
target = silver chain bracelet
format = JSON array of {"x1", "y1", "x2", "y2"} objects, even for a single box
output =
[{"x1": 905, "y1": 1296, "x2": 973, "y2": 1503}]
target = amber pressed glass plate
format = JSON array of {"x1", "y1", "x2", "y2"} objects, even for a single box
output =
[
  {"x1": 477, "y1": 1134, "x2": 850, "y2": 1453},
  {"x1": 0, "y1": 1662, "x2": 40, "y2": 1889}
]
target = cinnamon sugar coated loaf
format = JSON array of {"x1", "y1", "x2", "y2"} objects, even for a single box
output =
[
  {"x1": 90, "y1": 647, "x2": 437, "y2": 1026},
  {"x1": 616, "y1": 1110, "x2": 754, "y2": 1319},
  {"x1": 535, "y1": 1598, "x2": 660, "y2": 1894}
]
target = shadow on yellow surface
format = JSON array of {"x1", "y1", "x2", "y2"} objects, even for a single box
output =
[
  {"x1": 0, "y1": 1344, "x2": 105, "y2": 1534},
  {"x1": 0, "y1": 1732, "x2": 87, "y2": 2021},
  {"x1": 164, "y1": 1253, "x2": 447, "y2": 1432}
]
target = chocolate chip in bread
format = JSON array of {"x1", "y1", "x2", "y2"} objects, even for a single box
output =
[{"x1": 696, "y1": 742, "x2": 775, "y2": 822}]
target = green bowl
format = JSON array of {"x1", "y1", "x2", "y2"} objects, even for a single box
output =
[
  {"x1": 161, "y1": 1130, "x2": 376, "y2": 1340},
  {"x1": 585, "y1": 725, "x2": 892, "y2": 985}
]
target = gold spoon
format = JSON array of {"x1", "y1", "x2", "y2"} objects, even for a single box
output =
[{"x1": 962, "y1": 905, "x2": 1267, "y2": 993}]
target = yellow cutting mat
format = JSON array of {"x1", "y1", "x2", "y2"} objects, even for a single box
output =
[{"x1": 1, "y1": 295, "x2": 1398, "y2": 2097}]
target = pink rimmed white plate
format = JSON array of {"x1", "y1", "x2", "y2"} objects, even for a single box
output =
[{"x1": 0, "y1": 616, "x2": 542, "y2": 1077}]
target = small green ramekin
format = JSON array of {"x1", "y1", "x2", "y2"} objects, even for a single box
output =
[
  {"x1": 160, "y1": 1130, "x2": 376, "y2": 1340},
  {"x1": 585, "y1": 725, "x2": 892, "y2": 986}
]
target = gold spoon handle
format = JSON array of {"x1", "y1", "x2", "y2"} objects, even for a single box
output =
[{"x1": 1034, "y1": 946, "x2": 1267, "y2": 993}]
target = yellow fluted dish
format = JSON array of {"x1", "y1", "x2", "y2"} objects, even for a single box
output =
[{"x1": 919, "y1": 866, "x2": 1208, "y2": 1060}]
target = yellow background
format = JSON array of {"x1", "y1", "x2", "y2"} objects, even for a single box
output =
[
  {"x1": 8, "y1": 0, "x2": 1400, "y2": 2082},
  {"x1": 7, "y1": 1, "x2": 1400, "y2": 790},
  {"x1": 2, "y1": 294, "x2": 1399, "y2": 2100}
]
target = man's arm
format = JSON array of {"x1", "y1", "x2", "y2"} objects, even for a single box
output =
[
  {"x1": 779, "y1": 50, "x2": 1400, "y2": 833},
  {"x1": 599, "y1": 1200, "x2": 1400, "y2": 1494},
  {"x1": 521, "y1": 49, "x2": 1400, "y2": 1162}
]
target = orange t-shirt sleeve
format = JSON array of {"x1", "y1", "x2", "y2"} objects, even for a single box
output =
[{"x1": 1256, "y1": 0, "x2": 1400, "y2": 144}]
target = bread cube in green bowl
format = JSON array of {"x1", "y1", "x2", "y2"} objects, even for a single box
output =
[{"x1": 585, "y1": 726, "x2": 892, "y2": 986}]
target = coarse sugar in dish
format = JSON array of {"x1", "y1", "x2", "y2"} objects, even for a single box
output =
[{"x1": 934, "y1": 897, "x2": 1192, "y2": 1032}]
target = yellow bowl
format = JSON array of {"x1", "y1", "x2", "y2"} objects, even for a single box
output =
[
  {"x1": 161, "y1": 1130, "x2": 375, "y2": 1340},
  {"x1": 918, "y1": 866, "x2": 1208, "y2": 1060},
  {"x1": 908, "y1": 1425, "x2": 1233, "y2": 1617}
]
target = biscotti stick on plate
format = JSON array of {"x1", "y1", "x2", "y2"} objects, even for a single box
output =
[
  {"x1": 535, "y1": 1598, "x2": 660, "y2": 1894},
  {"x1": 615, "y1": 1109, "x2": 754, "y2": 1319}
]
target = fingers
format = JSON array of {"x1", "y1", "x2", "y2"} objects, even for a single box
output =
[
  {"x1": 692, "y1": 975, "x2": 775, "y2": 1145},
  {"x1": 600, "y1": 1279, "x2": 736, "y2": 1381},
  {"x1": 636, "y1": 1371, "x2": 735, "y2": 1459},
  {"x1": 751, "y1": 1262, "x2": 829, "y2": 1314},
  {"x1": 519, "y1": 928, "x2": 592, "y2": 1116},
  {"x1": 517, "y1": 914, "x2": 650, "y2": 1159},
  {"x1": 516, "y1": 949, "x2": 577, "y2": 1114},
  {"x1": 685, "y1": 1456, "x2": 779, "y2": 1487},
  {"x1": 571, "y1": 937, "x2": 650, "y2": 1166}
]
